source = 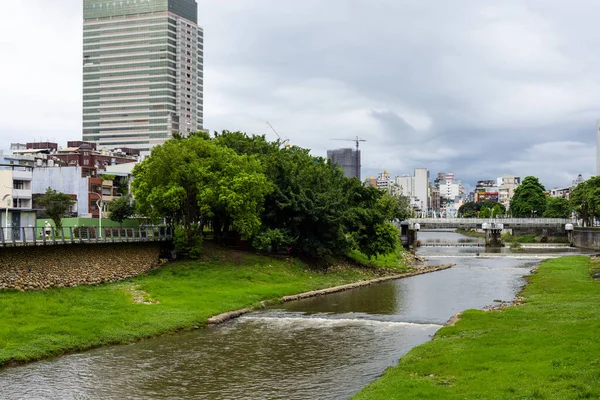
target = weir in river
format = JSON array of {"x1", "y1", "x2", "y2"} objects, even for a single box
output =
[{"x1": 0, "y1": 230, "x2": 588, "y2": 400}]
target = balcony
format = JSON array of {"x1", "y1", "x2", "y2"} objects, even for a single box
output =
[
  {"x1": 12, "y1": 189, "x2": 32, "y2": 199},
  {"x1": 13, "y1": 170, "x2": 33, "y2": 181}
]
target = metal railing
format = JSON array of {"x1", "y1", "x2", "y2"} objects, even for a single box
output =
[
  {"x1": 0, "y1": 225, "x2": 173, "y2": 247},
  {"x1": 408, "y1": 218, "x2": 575, "y2": 227}
]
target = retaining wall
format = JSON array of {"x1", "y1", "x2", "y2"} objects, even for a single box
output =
[
  {"x1": 572, "y1": 229, "x2": 600, "y2": 251},
  {"x1": 0, "y1": 243, "x2": 164, "y2": 291}
]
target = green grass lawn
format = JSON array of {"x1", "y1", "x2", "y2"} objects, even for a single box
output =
[
  {"x1": 353, "y1": 256, "x2": 600, "y2": 399},
  {"x1": 0, "y1": 246, "x2": 409, "y2": 367}
]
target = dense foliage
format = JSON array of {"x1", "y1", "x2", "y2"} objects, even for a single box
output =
[
  {"x1": 543, "y1": 197, "x2": 571, "y2": 218},
  {"x1": 509, "y1": 176, "x2": 547, "y2": 217},
  {"x1": 132, "y1": 133, "x2": 272, "y2": 245},
  {"x1": 570, "y1": 176, "x2": 600, "y2": 226},
  {"x1": 133, "y1": 131, "x2": 404, "y2": 259},
  {"x1": 458, "y1": 201, "x2": 505, "y2": 218},
  {"x1": 37, "y1": 188, "x2": 74, "y2": 232}
]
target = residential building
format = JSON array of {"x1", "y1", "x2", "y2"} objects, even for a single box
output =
[
  {"x1": 82, "y1": 0, "x2": 204, "y2": 155},
  {"x1": 12, "y1": 142, "x2": 138, "y2": 177},
  {"x1": 549, "y1": 187, "x2": 570, "y2": 199},
  {"x1": 414, "y1": 168, "x2": 429, "y2": 213},
  {"x1": 363, "y1": 176, "x2": 377, "y2": 188},
  {"x1": 376, "y1": 170, "x2": 392, "y2": 190},
  {"x1": 0, "y1": 155, "x2": 36, "y2": 241},
  {"x1": 498, "y1": 175, "x2": 521, "y2": 209},
  {"x1": 394, "y1": 175, "x2": 414, "y2": 197},
  {"x1": 327, "y1": 148, "x2": 361, "y2": 179},
  {"x1": 597, "y1": 120, "x2": 600, "y2": 176}
]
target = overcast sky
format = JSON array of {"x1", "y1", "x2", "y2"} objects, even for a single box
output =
[{"x1": 1, "y1": 0, "x2": 598, "y2": 189}]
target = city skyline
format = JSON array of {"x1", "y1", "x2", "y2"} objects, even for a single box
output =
[{"x1": 0, "y1": 1, "x2": 598, "y2": 188}]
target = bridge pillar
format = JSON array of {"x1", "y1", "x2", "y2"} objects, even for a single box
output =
[
  {"x1": 482, "y1": 222, "x2": 504, "y2": 247},
  {"x1": 565, "y1": 223, "x2": 574, "y2": 246}
]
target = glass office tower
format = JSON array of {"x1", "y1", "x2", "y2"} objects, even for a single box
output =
[{"x1": 83, "y1": 0, "x2": 203, "y2": 154}]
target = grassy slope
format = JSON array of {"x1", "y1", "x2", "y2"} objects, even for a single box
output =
[
  {"x1": 455, "y1": 229, "x2": 486, "y2": 239},
  {"x1": 0, "y1": 246, "x2": 410, "y2": 366},
  {"x1": 354, "y1": 256, "x2": 600, "y2": 400}
]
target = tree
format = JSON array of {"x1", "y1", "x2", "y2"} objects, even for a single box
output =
[
  {"x1": 215, "y1": 130, "x2": 402, "y2": 259},
  {"x1": 108, "y1": 196, "x2": 135, "y2": 226},
  {"x1": 479, "y1": 207, "x2": 491, "y2": 218},
  {"x1": 132, "y1": 134, "x2": 272, "y2": 244},
  {"x1": 37, "y1": 188, "x2": 74, "y2": 232},
  {"x1": 492, "y1": 204, "x2": 504, "y2": 217},
  {"x1": 543, "y1": 197, "x2": 571, "y2": 218},
  {"x1": 458, "y1": 201, "x2": 505, "y2": 218},
  {"x1": 509, "y1": 176, "x2": 547, "y2": 217},
  {"x1": 571, "y1": 176, "x2": 600, "y2": 226}
]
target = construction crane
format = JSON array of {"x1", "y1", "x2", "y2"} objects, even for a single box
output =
[
  {"x1": 330, "y1": 136, "x2": 367, "y2": 179},
  {"x1": 266, "y1": 122, "x2": 290, "y2": 148}
]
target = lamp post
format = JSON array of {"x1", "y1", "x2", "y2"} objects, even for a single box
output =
[
  {"x1": 89, "y1": 191, "x2": 104, "y2": 239},
  {"x1": 2, "y1": 194, "x2": 11, "y2": 238}
]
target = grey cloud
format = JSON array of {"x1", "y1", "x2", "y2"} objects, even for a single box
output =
[{"x1": 1, "y1": 0, "x2": 599, "y2": 189}]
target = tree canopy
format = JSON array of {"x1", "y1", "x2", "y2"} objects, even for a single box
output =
[
  {"x1": 132, "y1": 134, "x2": 272, "y2": 242},
  {"x1": 570, "y1": 176, "x2": 600, "y2": 226},
  {"x1": 543, "y1": 197, "x2": 571, "y2": 218},
  {"x1": 509, "y1": 176, "x2": 547, "y2": 217},
  {"x1": 108, "y1": 196, "x2": 136, "y2": 226},
  {"x1": 458, "y1": 201, "x2": 505, "y2": 218},
  {"x1": 37, "y1": 188, "x2": 73, "y2": 232},
  {"x1": 134, "y1": 130, "x2": 402, "y2": 260}
]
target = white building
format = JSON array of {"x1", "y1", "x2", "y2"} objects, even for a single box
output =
[
  {"x1": 376, "y1": 170, "x2": 392, "y2": 190},
  {"x1": 32, "y1": 167, "x2": 90, "y2": 217},
  {"x1": 498, "y1": 175, "x2": 521, "y2": 209},
  {"x1": 0, "y1": 155, "x2": 36, "y2": 241},
  {"x1": 394, "y1": 175, "x2": 414, "y2": 197}
]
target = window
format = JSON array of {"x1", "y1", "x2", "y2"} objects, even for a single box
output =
[
  {"x1": 13, "y1": 180, "x2": 25, "y2": 190},
  {"x1": 84, "y1": 159, "x2": 90, "y2": 166}
]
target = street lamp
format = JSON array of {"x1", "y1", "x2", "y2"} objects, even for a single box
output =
[
  {"x1": 89, "y1": 191, "x2": 104, "y2": 239},
  {"x1": 2, "y1": 194, "x2": 11, "y2": 237}
]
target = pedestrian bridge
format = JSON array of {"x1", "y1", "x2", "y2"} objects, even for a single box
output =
[
  {"x1": 407, "y1": 218, "x2": 574, "y2": 230},
  {"x1": 0, "y1": 226, "x2": 173, "y2": 247}
]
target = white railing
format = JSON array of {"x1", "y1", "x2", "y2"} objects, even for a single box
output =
[
  {"x1": 408, "y1": 218, "x2": 575, "y2": 226},
  {"x1": 0, "y1": 225, "x2": 173, "y2": 247}
]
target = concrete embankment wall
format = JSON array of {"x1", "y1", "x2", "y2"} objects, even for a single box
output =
[
  {"x1": 511, "y1": 226, "x2": 567, "y2": 239},
  {"x1": 0, "y1": 243, "x2": 163, "y2": 291},
  {"x1": 572, "y1": 229, "x2": 600, "y2": 251}
]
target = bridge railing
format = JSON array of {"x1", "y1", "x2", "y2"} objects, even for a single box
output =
[
  {"x1": 0, "y1": 225, "x2": 173, "y2": 247},
  {"x1": 407, "y1": 218, "x2": 575, "y2": 226}
]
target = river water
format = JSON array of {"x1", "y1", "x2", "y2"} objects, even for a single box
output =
[{"x1": 0, "y1": 230, "x2": 584, "y2": 399}]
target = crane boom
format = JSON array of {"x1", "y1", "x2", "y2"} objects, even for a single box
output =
[
  {"x1": 330, "y1": 136, "x2": 366, "y2": 151},
  {"x1": 266, "y1": 122, "x2": 290, "y2": 147}
]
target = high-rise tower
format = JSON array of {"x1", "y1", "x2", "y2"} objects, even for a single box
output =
[
  {"x1": 597, "y1": 120, "x2": 600, "y2": 176},
  {"x1": 82, "y1": 0, "x2": 203, "y2": 156}
]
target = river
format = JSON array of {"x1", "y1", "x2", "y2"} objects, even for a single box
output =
[{"x1": 0, "y1": 230, "x2": 585, "y2": 399}]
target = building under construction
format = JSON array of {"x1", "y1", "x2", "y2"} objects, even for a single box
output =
[{"x1": 327, "y1": 148, "x2": 361, "y2": 179}]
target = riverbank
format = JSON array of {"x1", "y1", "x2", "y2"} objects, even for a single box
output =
[
  {"x1": 353, "y1": 256, "x2": 600, "y2": 399},
  {"x1": 0, "y1": 245, "x2": 419, "y2": 367},
  {"x1": 454, "y1": 228, "x2": 485, "y2": 239}
]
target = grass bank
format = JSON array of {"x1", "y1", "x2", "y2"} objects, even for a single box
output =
[
  {"x1": 454, "y1": 228, "x2": 485, "y2": 239},
  {"x1": 353, "y1": 256, "x2": 600, "y2": 399},
  {"x1": 0, "y1": 245, "x2": 411, "y2": 367}
]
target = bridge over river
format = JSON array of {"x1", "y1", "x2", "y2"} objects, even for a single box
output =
[{"x1": 407, "y1": 218, "x2": 574, "y2": 230}]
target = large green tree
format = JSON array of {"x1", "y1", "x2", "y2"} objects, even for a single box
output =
[
  {"x1": 214, "y1": 130, "x2": 401, "y2": 259},
  {"x1": 570, "y1": 176, "x2": 600, "y2": 226},
  {"x1": 509, "y1": 176, "x2": 547, "y2": 217},
  {"x1": 108, "y1": 196, "x2": 136, "y2": 227},
  {"x1": 543, "y1": 197, "x2": 571, "y2": 218},
  {"x1": 37, "y1": 188, "x2": 74, "y2": 232},
  {"x1": 132, "y1": 134, "x2": 272, "y2": 243}
]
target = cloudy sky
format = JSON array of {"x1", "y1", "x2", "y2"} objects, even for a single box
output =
[{"x1": 1, "y1": 0, "x2": 598, "y2": 189}]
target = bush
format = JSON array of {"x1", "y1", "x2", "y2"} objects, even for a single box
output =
[{"x1": 173, "y1": 226, "x2": 203, "y2": 259}]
